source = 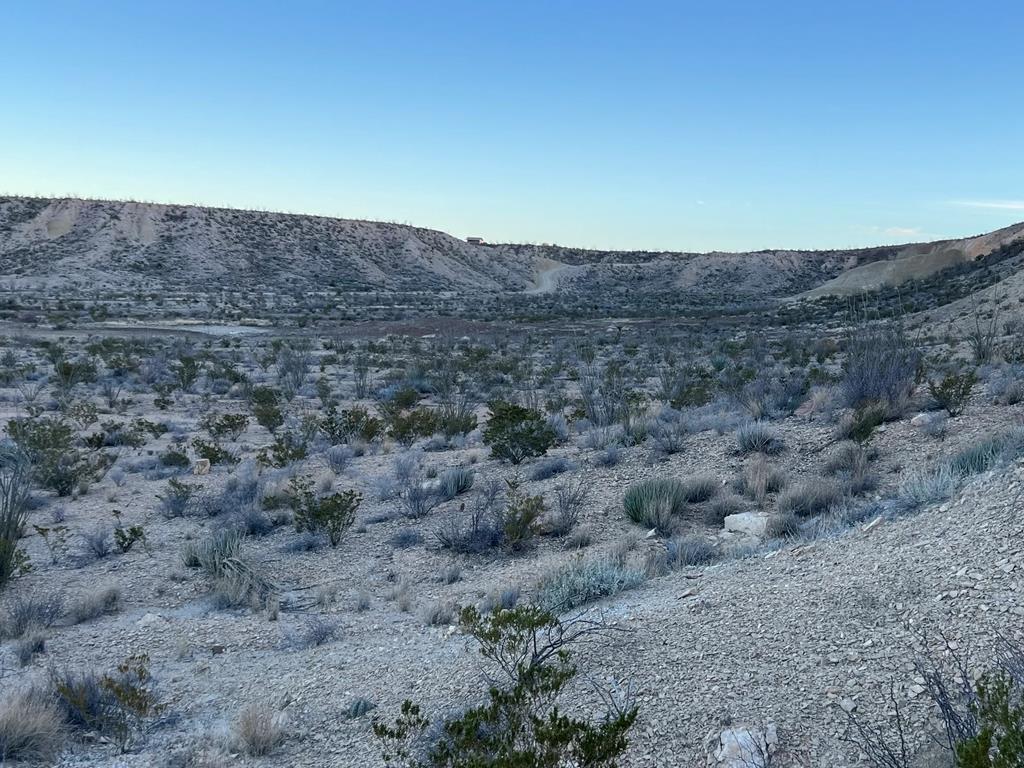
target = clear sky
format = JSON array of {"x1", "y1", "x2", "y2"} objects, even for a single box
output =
[{"x1": 2, "y1": 1, "x2": 1022, "y2": 252}]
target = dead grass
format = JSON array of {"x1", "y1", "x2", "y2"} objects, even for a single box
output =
[
  {"x1": 0, "y1": 689, "x2": 66, "y2": 762},
  {"x1": 233, "y1": 702, "x2": 286, "y2": 756}
]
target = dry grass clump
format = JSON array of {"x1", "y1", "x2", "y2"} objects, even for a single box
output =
[
  {"x1": 0, "y1": 688, "x2": 66, "y2": 762},
  {"x1": 735, "y1": 455, "x2": 787, "y2": 504},
  {"x1": 68, "y1": 585, "x2": 122, "y2": 624},
  {"x1": 777, "y1": 480, "x2": 844, "y2": 518},
  {"x1": 233, "y1": 702, "x2": 287, "y2": 756}
]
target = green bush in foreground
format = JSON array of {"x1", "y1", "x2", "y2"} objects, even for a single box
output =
[
  {"x1": 956, "y1": 672, "x2": 1024, "y2": 767},
  {"x1": 374, "y1": 605, "x2": 638, "y2": 767}
]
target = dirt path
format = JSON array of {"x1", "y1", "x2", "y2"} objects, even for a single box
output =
[{"x1": 525, "y1": 261, "x2": 583, "y2": 294}]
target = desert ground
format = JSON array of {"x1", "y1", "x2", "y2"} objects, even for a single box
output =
[{"x1": 1, "y1": 198, "x2": 1024, "y2": 767}]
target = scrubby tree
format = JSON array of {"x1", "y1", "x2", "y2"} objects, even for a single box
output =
[{"x1": 483, "y1": 401, "x2": 556, "y2": 465}]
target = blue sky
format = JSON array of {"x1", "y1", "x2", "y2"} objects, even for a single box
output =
[{"x1": 2, "y1": 1, "x2": 1022, "y2": 251}]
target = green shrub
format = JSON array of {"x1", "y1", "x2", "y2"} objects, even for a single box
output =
[
  {"x1": 623, "y1": 478, "x2": 688, "y2": 533},
  {"x1": 203, "y1": 413, "x2": 249, "y2": 441},
  {"x1": 290, "y1": 476, "x2": 360, "y2": 546},
  {"x1": 955, "y1": 672, "x2": 1024, "y2": 767},
  {"x1": 158, "y1": 478, "x2": 197, "y2": 518},
  {"x1": 174, "y1": 355, "x2": 202, "y2": 391},
  {"x1": 837, "y1": 401, "x2": 888, "y2": 443},
  {"x1": 498, "y1": 480, "x2": 543, "y2": 552},
  {"x1": 111, "y1": 513, "x2": 146, "y2": 554},
  {"x1": 928, "y1": 370, "x2": 977, "y2": 417},
  {"x1": 373, "y1": 605, "x2": 638, "y2": 767},
  {"x1": 387, "y1": 386, "x2": 420, "y2": 409},
  {"x1": 320, "y1": 406, "x2": 383, "y2": 443},
  {"x1": 250, "y1": 386, "x2": 284, "y2": 433},
  {"x1": 192, "y1": 438, "x2": 236, "y2": 466},
  {"x1": 482, "y1": 401, "x2": 556, "y2": 464},
  {"x1": 6, "y1": 417, "x2": 94, "y2": 496},
  {"x1": 159, "y1": 448, "x2": 190, "y2": 468},
  {"x1": 388, "y1": 407, "x2": 440, "y2": 445},
  {"x1": 257, "y1": 431, "x2": 308, "y2": 468}
]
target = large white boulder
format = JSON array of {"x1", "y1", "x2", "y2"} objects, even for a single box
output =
[{"x1": 723, "y1": 511, "x2": 768, "y2": 537}]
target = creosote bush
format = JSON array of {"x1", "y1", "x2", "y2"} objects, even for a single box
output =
[
  {"x1": 290, "y1": 476, "x2": 361, "y2": 546},
  {"x1": 928, "y1": 370, "x2": 977, "y2": 417},
  {"x1": 482, "y1": 401, "x2": 556, "y2": 465},
  {"x1": 373, "y1": 605, "x2": 638, "y2": 767},
  {"x1": 7, "y1": 417, "x2": 95, "y2": 497},
  {"x1": 498, "y1": 479, "x2": 544, "y2": 552}
]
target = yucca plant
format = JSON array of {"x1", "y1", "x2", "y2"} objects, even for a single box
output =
[{"x1": 0, "y1": 444, "x2": 33, "y2": 592}]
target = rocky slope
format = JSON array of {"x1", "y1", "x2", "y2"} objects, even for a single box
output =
[
  {"x1": 802, "y1": 221, "x2": 1024, "y2": 298},
  {"x1": 3, "y1": 196, "x2": 1021, "y2": 305},
  {"x1": 0, "y1": 197, "x2": 536, "y2": 294}
]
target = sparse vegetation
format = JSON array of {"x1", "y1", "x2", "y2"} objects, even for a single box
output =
[
  {"x1": 0, "y1": 204, "x2": 1021, "y2": 768},
  {"x1": 373, "y1": 605, "x2": 638, "y2": 766}
]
